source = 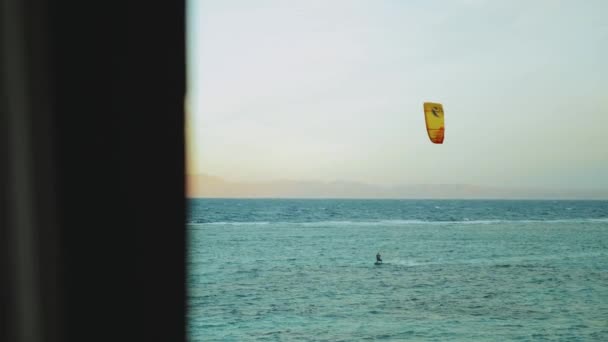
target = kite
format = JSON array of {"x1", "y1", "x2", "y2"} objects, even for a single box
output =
[{"x1": 423, "y1": 102, "x2": 445, "y2": 144}]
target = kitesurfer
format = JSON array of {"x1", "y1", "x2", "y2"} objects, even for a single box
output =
[{"x1": 376, "y1": 252, "x2": 382, "y2": 263}]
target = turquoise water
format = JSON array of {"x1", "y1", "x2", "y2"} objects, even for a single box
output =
[{"x1": 188, "y1": 200, "x2": 608, "y2": 341}]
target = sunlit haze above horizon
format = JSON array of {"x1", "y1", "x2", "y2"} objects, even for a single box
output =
[{"x1": 186, "y1": 0, "x2": 607, "y2": 190}]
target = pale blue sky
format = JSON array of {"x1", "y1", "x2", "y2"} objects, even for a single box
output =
[{"x1": 187, "y1": 0, "x2": 607, "y2": 190}]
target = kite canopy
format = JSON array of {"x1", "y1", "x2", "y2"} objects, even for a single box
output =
[{"x1": 423, "y1": 102, "x2": 445, "y2": 144}]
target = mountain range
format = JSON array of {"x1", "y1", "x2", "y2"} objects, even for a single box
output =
[{"x1": 186, "y1": 174, "x2": 608, "y2": 199}]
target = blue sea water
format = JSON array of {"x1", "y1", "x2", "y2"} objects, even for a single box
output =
[{"x1": 187, "y1": 199, "x2": 608, "y2": 341}]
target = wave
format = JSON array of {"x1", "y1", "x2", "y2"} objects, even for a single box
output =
[
  {"x1": 192, "y1": 221, "x2": 273, "y2": 226},
  {"x1": 187, "y1": 217, "x2": 608, "y2": 226},
  {"x1": 389, "y1": 250, "x2": 607, "y2": 268}
]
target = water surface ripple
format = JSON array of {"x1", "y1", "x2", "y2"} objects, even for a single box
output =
[{"x1": 188, "y1": 199, "x2": 608, "y2": 341}]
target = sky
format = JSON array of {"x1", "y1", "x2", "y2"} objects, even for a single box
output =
[{"x1": 186, "y1": 0, "x2": 608, "y2": 190}]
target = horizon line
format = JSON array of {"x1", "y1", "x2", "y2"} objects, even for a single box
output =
[
  {"x1": 187, "y1": 196, "x2": 608, "y2": 201},
  {"x1": 186, "y1": 173, "x2": 608, "y2": 193}
]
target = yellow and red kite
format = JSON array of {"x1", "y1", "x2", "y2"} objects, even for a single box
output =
[{"x1": 423, "y1": 102, "x2": 445, "y2": 144}]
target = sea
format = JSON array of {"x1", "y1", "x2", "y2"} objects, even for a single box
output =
[{"x1": 187, "y1": 199, "x2": 608, "y2": 341}]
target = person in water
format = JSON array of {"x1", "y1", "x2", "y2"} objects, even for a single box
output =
[{"x1": 376, "y1": 252, "x2": 382, "y2": 263}]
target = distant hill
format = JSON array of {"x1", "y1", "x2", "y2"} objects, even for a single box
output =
[{"x1": 186, "y1": 174, "x2": 608, "y2": 199}]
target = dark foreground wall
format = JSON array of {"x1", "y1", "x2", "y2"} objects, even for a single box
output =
[{"x1": 1, "y1": 1, "x2": 186, "y2": 341}]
